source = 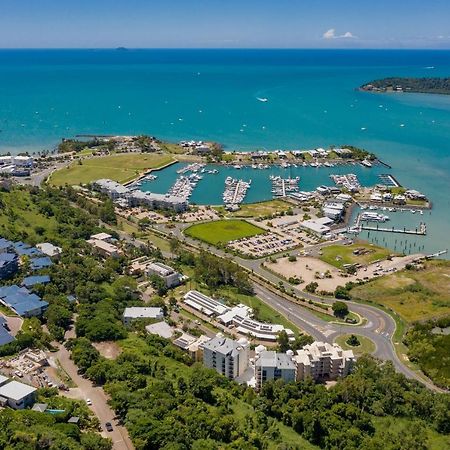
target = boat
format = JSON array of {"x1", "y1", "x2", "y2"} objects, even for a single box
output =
[{"x1": 257, "y1": 97, "x2": 268, "y2": 102}]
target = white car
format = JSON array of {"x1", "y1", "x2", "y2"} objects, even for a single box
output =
[{"x1": 86, "y1": 398, "x2": 92, "y2": 406}]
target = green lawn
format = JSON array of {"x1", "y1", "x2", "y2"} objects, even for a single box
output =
[
  {"x1": 221, "y1": 199, "x2": 293, "y2": 219},
  {"x1": 350, "y1": 260, "x2": 450, "y2": 322},
  {"x1": 335, "y1": 333, "x2": 376, "y2": 355},
  {"x1": 49, "y1": 153, "x2": 174, "y2": 186},
  {"x1": 320, "y1": 242, "x2": 393, "y2": 269},
  {"x1": 184, "y1": 219, "x2": 265, "y2": 245}
]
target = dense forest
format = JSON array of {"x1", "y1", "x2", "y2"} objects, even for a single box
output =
[
  {"x1": 404, "y1": 315, "x2": 450, "y2": 390},
  {"x1": 360, "y1": 77, "x2": 450, "y2": 95}
]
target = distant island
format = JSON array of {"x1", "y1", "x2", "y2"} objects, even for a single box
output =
[{"x1": 359, "y1": 77, "x2": 450, "y2": 95}]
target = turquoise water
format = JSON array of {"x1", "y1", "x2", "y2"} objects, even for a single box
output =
[{"x1": 0, "y1": 49, "x2": 449, "y2": 256}]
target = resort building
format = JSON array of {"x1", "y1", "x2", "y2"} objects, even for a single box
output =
[
  {"x1": 183, "y1": 290, "x2": 229, "y2": 316},
  {"x1": 203, "y1": 334, "x2": 249, "y2": 380},
  {"x1": 294, "y1": 341, "x2": 356, "y2": 382},
  {"x1": 94, "y1": 179, "x2": 129, "y2": 199},
  {"x1": 0, "y1": 380, "x2": 37, "y2": 409},
  {"x1": 255, "y1": 349, "x2": 297, "y2": 390},
  {"x1": 93, "y1": 179, "x2": 188, "y2": 212},
  {"x1": 127, "y1": 190, "x2": 188, "y2": 212},
  {"x1": 146, "y1": 261, "x2": 183, "y2": 288},
  {"x1": 87, "y1": 233, "x2": 122, "y2": 258},
  {"x1": 0, "y1": 285, "x2": 49, "y2": 318},
  {"x1": 122, "y1": 307, "x2": 164, "y2": 326},
  {"x1": 217, "y1": 304, "x2": 295, "y2": 342}
]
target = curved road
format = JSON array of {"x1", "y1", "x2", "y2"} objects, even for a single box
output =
[{"x1": 153, "y1": 222, "x2": 443, "y2": 391}]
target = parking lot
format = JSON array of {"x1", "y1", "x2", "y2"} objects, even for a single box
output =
[{"x1": 228, "y1": 232, "x2": 300, "y2": 257}]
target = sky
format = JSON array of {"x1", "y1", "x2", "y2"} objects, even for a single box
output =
[{"x1": 0, "y1": 0, "x2": 449, "y2": 49}]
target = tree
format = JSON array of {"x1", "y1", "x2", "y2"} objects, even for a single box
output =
[
  {"x1": 277, "y1": 330, "x2": 290, "y2": 353},
  {"x1": 346, "y1": 334, "x2": 360, "y2": 347},
  {"x1": 305, "y1": 282, "x2": 318, "y2": 293},
  {"x1": 334, "y1": 285, "x2": 351, "y2": 300},
  {"x1": 332, "y1": 301, "x2": 349, "y2": 318},
  {"x1": 150, "y1": 274, "x2": 168, "y2": 296}
]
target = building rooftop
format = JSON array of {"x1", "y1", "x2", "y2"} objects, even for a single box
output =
[
  {"x1": 123, "y1": 307, "x2": 163, "y2": 319},
  {"x1": 203, "y1": 335, "x2": 248, "y2": 357},
  {"x1": 145, "y1": 321, "x2": 174, "y2": 339},
  {"x1": 22, "y1": 275, "x2": 51, "y2": 288},
  {"x1": 0, "y1": 380, "x2": 36, "y2": 401},
  {"x1": 90, "y1": 232, "x2": 113, "y2": 241},
  {"x1": 256, "y1": 350, "x2": 296, "y2": 370},
  {"x1": 36, "y1": 243, "x2": 62, "y2": 257}
]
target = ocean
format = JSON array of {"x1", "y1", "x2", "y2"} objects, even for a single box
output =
[{"x1": 0, "y1": 49, "x2": 449, "y2": 256}]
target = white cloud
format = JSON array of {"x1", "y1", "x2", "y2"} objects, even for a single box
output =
[{"x1": 323, "y1": 29, "x2": 357, "y2": 40}]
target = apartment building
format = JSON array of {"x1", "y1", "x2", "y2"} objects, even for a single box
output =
[
  {"x1": 255, "y1": 349, "x2": 296, "y2": 390},
  {"x1": 295, "y1": 341, "x2": 355, "y2": 381},
  {"x1": 203, "y1": 334, "x2": 249, "y2": 380}
]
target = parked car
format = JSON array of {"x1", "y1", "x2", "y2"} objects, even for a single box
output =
[
  {"x1": 86, "y1": 398, "x2": 92, "y2": 406},
  {"x1": 105, "y1": 422, "x2": 113, "y2": 432}
]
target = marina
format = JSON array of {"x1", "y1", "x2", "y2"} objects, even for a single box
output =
[
  {"x1": 168, "y1": 173, "x2": 203, "y2": 202},
  {"x1": 330, "y1": 173, "x2": 361, "y2": 192},
  {"x1": 270, "y1": 175, "x2": 300, "y2": 198},
  {"x1": 223, "y1": 177, "x2": 251, "y2": 207}
]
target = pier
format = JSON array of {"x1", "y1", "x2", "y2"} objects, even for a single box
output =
[
  {"x1": 350, "y1": 213, "x2": 427, "y2": 235},
  {"x1": 270, "y1": 176, "x2": 299, "y2": 198},
  {"x1": 223, "y1": 177, "x2": 251, "y2": 206},
  {"x1": 360, "y1": 223, "x2": 427, "y2": 235}
]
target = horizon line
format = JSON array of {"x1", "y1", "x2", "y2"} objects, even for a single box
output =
[{"x1": 1, "y1": 47, "x2": 450, "y2": 51}]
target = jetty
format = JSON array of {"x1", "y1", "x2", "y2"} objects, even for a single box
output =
[
  {"x1": 359, "y1": 223, "x2": 427, "y2": 235},
  {"x1": 270, "y1": 175, "x2": 300, "y2": 197},
  {"x1": 168, "y1": 173, "x2": 202, "y2": 202},
  {"x1": 223, "y1": 177, "x2": 251, "y2": 206}
]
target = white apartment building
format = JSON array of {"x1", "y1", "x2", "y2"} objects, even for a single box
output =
[
  {"x1": 203, "y1": 334, "x2": 249, "y2": 379},
  {"x1": 295, "y1": 341, "x2": 355, "y2": 381},
  {"x1": 255, "y1": 349, "x2": 296, "y2": 390}
]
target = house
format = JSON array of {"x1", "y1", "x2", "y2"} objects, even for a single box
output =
[
  {"x1": 122, "y1": 307, "x2": 164, "y2": 326},
  {"x1": 203, "y1": 334, "x2": 249, "y2": 380},
  {"x1": 255, "y1": 349, "x2": 296, "y2": 390},
  {"x1": 36, "y1": 243, "x2": 62, "y2": 259},
  {"x1": 295, "y1": 341, "x2": 355, "y2": 382},
  {"x1": 393, "y1": 194, "x2": 406, "y2": 205},
  {"x1": 13, "y1": 156, "x2": 34, "y2": 167},
  {"x1": 0, "y1": 380, "x2": 37, "y2": 409},
  {"x1": 30, "y1": 257, "x2": 53, "y2": 271},
  {"x1": 0, "y1": 253, "x2": 19, "y2": 280},
  {"x1": 146, "y1": 261, "x2": 183, "y2": 288}
]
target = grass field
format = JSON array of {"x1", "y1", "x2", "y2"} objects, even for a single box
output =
[
  {"x1": 0, "y1": 189, "x2": 59, "y2": 243},
  {"x1": 320, "y1": 242, "x2": 393, "y2": 269},
  {"x1": 216, "y1": 200, "x2": 293, "y2": 218},
  {"x1": 184, "y1": 219, "x2": 265, "y2": 245},
  {"x1": 350, "y1": 260, "x2": 450, "y2": 322},
  {"x1": 335, "y1": 333, "x2": 376, "y2": 355},
  {"x1": 49, "y1": 153, "x2": 174, "y2": 186}
]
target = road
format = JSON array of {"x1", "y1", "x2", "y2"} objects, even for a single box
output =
[
  {"x1": 153, "y1": 222, "x2": 443, "y2": 391},
  {"x1": 54, "y1": 328, "x2": 134, "y2": 450}
]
